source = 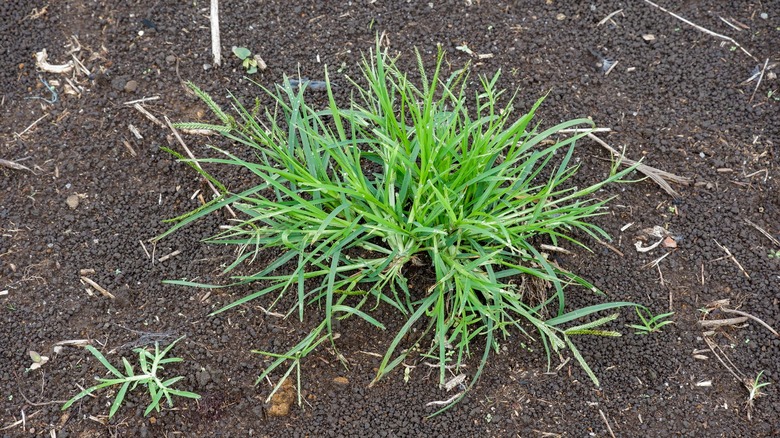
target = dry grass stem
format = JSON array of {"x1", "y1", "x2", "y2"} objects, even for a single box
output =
[
  {"x1": 157, "y1": 249, "x2": 181, "y2": 263},
  {"x1": 210, "y1": 0, "x2": 221, "y2": 66},
  {"x1": 599, "y1": 409, "x2": 616, "y2": 438},
  {"x1": 133, "y1": 103, "x2": 165, "y2": 128},
  {"x1": 593, "y1": 236, "x2": 624, "y2": 256},
  {"x1": 640, "y1": 0, "x2": 757, "y2": 61},
  {"x1": 123, "y1": 96, "x2": 160, "y2": 105},
  {"x1": 698, "y1": 317, "x2": 749, "y2": 328},
  {"x1": 0, "y1": 159, "x2": 32, "y2": 172},
  {"x1": 586, "y1": 133, "x2": 690, "y2": 198},
  {"x1": 80, "y1": 276, "x2": 115, "y2": 299},
  {"x1": 712, "y1": 239, "x2": 750, "y2": 279},
  {"x1": 749, "y1": 59, "x2": 769, "y2": 104},
  {"x1": 597, "y1": 9, "x2": 623, "y2": 26},
  {"x1": 164, "y1": 116, "x2": 236, "y2": 218},
  {"x1": 720, "y1": 308, "x2": 780, "y2": 338},
  {"x1": 14, "y1": 113, "x2": 49, "y2": 138},
  {"x1": 744, "y1": 219, "x2": 780, "y2": 247}
]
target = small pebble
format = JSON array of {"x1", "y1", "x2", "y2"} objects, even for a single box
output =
[
  {"x1": 66, "y1": 195, "x2": 79, "y2": 209},
  {"x1": 124, "y1": 80, "x2": 138, "y2": 93},
  {"x1": 759, "y1": 12, "x2": 768, "y2": 19},
  {"x1": 166, "y1": 55, "x2": 176, "y2": 64}
]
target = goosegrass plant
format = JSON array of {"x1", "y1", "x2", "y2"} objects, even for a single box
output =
[
  {"x1": 160, "y1": 42, "x2": 639, "y2": 412},
  {"x1": 62, "y1": 336, "x2": 200, "y2": 418},
  {"x1": 626, "y1": 307, "x2": 675, "y2": 335}
]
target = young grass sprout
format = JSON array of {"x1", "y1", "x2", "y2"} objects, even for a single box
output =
[
  {"x1": 626, "y1": 307, "x2": 675, "y2": 335},
  {"x1": 62, "y1": 336, "x2": 200, "y2": 418},
  {"x1": 160, "y1": 40, "x2": 640, "y2": 413},
  {"x1": 746, "y1": 370, "x2": 771, "y2": 421}
]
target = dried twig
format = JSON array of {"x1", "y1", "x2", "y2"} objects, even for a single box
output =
[
  {"x1": 157, "y1": 249, "x2": 181, "y2": 263},
  {"x1": 14, "y1": 113, "x2": 49, "y2": 138},
  {"x1": 123, "y1": 96, "x2": 160, "y2": 105},
  {"x1": 744, "y1": 219, "x2": 780, "y2": 247},
  {"x1": 132, "y1": 103, "x2": 165, "y2": 128},
  {"x1": 210, "y1": 0, "x2": 221, "y2": 66},
  {"x1": 425, "y1": 391, "x2": 464, "y2": 407},
  {"x1": 0, "y1": 159, "x2": 32, "y2": 172},
  {"x1": 593, "y1": 236, "x2": 624, "y2": 257},
  {"x1": 598, "y1": 9, "x2": 623, "y2": 27},
  {"x1": 698, "y1": 316, "x2": 749, "y2": 328},
  {"x1": 750, "y1": 59, "x2": 769, "y2": 103},
  {"x1": 80, "y1": 276, "x2": 115, "y2": 299},
  {"x1": 586, "y1": 133, "x2": 691, "y2": 198},
  {"x1": 721, "y1": 307, "x2": 780, "y2": 337},
  {"x1": 0, "y1": 410, "x2": 41, "y2": 431},
  {"x1": 640, "y1": 0, "x2": 757, "y2": 61},
  {"x1": 712, "y1": 239, "x2": 750, "y2": 279},
  {"x1": 599, "y1": 409, "x2": 616, "y2": 438}
]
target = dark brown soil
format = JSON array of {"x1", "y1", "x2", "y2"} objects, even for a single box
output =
[{"x1": 2, "y1": 1, "x2": 779, "y2": 437}]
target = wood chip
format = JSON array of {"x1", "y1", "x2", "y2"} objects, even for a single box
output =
[{"x1": 698, "y1": 317, "x2": 748, "y2": 328}]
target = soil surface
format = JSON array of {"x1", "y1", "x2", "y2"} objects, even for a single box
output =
[{"x1": 1, "y1": 1, "x2": 779, "y2": 437}]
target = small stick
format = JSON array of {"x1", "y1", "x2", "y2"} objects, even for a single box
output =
[
  {"x1": 139, "y1": 240, "x2": 151, "y2": 258},
  {"x1": 14, "y1": 113, "x2": 49, "y2": 138},
  {"x1": 559, "y1": 127, "x2": 612, "y2": 133},
  {"x1": 133, "y1": 103, "x2": 166, "y2": 128},
  {"x1": 122, "y1": 138, "x2": 137, "y2": 157},
  {"x1": 713, "y1": 239, "x2": 750, "y2": 279},
  {"x1": 123, "y1": 96, "x2": 160, "y2": 105},
  {"x1": 210, "y1": 0, "x2": 221, "y2": 66},
  {"x1": 749, "y1": 59, "x2": 769, "y2": 104},
  {"x1": 425, "y1": 391, "x2": 464, "y2": 407},
  {"x1": 586, "y1": 133, "x2": 691, "y2": 198},
  {"x1": 721, "y1": 308, "x2": 780, "y2": 337},
  {"x1": 698, "y1": 317, "x2": 749, "y2": 328},
  {"x1": 0, "y1": 159, "x2": 32, "y2": 172},
  {"x1": 640, "y1": 0, "x2": 757, "y2": 61},
  {"x1": 703, "y1": 336, "x2": 744, "y2": 383},
  {"x1": 598, "y1": 9, "x2": 623, "y2": 27},
  {"x1": 593, "y1": 236, "x2": 624, "y2": 257},
  {"x1": 0, "y1": 410, "x2": 41, "y2": 431},
  {"x1": 128, "y1": 124, "x2": 143, "y2": 140},
  {"x1": 656, "y1": 263, "x2": 666, "y2": 287},
  {"x1": 80, "y1": 276, "x2": 115, "y2": 299},
  {"x1": 599, "y1": 409, "x2": 616, "y2": 438},
  {"x1": 164, "y1": 116, "x2": 236, "y2": 218},
  {"x1": 604, "y1": 59, "x2": 619, "y2": 76},
  {"x1": 717, "y1": 16, "x2": 742, "y2": 32},
  {"x1": 643, "y1": 251, "x2": 671, "y2": 269},
  {"x1": 157, "y1": 249, "x2": 181, "y2": 263},
  {"x1": 540, "y1": 244, "x2": 573, "y2": 255},
  {"x1": 744, "y1": 219, "x2": 780, "y2": 247}
]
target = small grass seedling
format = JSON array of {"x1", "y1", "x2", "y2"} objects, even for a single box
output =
[
  {"x1": 232, "y1": 46, "x2": 266, "y2": 74},
  {"x1": 745, "y1": 370, "x2": 771, "y2": 421},
  {"x1": 62, "y1": 336, "x2": 200, "y2": 418},
  {"x1": 626, "y1": 307, "x2": 674, "y2": 335}
]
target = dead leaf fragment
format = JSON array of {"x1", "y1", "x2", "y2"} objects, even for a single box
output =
[{"x1": 333, "y1": 376, "x2": 349, "y2": 385}]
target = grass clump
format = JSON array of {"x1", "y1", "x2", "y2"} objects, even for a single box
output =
[{"x1": 160, "y1": 42, "x2": 637, "y2": 412}]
